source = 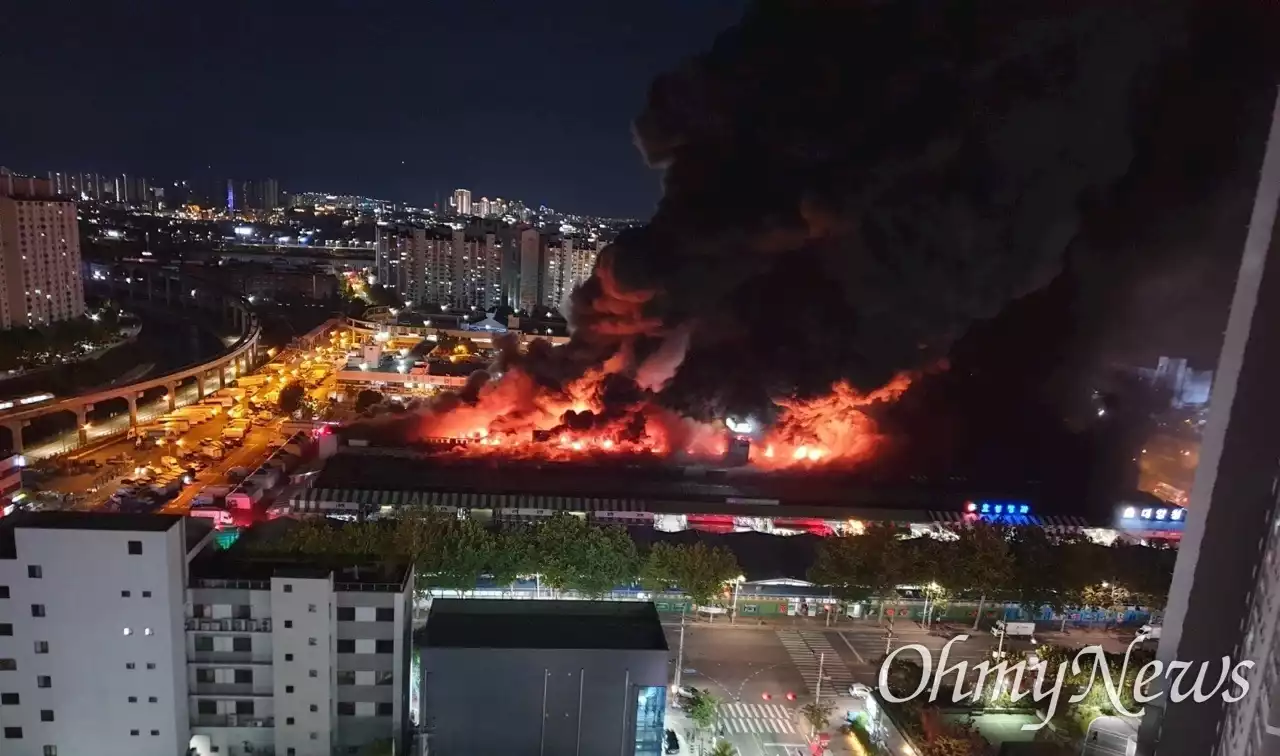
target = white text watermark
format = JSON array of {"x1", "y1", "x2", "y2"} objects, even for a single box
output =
[{"x1": 876, "y1": 635, "x2": 1254, "y2": 731}]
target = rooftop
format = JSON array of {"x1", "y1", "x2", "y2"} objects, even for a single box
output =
[
  {"x1": 420, "y1": 599, "x2": 668, "y2": 651},
  {"x1": 0, "y1": 512, "x2": 188, "y2": 559},
  {"x1": 189, "y1": 545, "x2": 412, "y2": 592},
  {"x1": 1, "y1": 511, "x2": 183, "y2": 533}
]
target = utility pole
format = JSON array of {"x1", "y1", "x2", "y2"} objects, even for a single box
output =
[{"x1": 673, "y1": 605, "x2": 687, "y2": 692}]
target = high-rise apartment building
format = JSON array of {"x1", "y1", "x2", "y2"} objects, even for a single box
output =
[
  {"x1": 375, "y1": 225, "x2": 425, "y2": 303},
  {"x1": 380, "y1": 225, "x2": 507, "y2": 310},
  {"x1": 0, "y1": 512, "x2": 193, "y2": 756},
  {"x1": 0, "y1": 171, "x2": 85, "y2": 330},
  {"x1": 476, "y1": 197, "x2": 491, "y2": 218},
  {"x1": 542, "y1": 236, "x2": 602, "y2": 312},
  {"x1": 451, "y1": 189, "x2": 471, "y2": 216},
  {"x1": 226, "y1": 179, "x2": 280, "y2": 212},
  {"x1": 186, "y1": 554, "x2": 414, "y2": 756},
  {"x1": 0, "y1": 512, "x2": 415, "y2": 756},
  {"x1": 516, "y1": 227, "x2": 545, "y2": 313},
  {"x1": 452, "y1": 230, "x2": 503, "y2": 311}
]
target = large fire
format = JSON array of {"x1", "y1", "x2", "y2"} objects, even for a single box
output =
[{"x1": 407, "y1": 359, "x2": 910, "y2": 469}]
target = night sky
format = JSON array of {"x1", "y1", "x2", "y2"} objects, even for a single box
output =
[{"x1": 0, "y1": 0, "x2": 746, "y2": 216}]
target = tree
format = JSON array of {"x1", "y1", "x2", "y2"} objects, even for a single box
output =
[
  {"x1": 358, "y1": 738, "x2": 394, "y2": 756},
  {"x1": 355, "y1": 389, "x2": 383, "y2": 411},
  {"x1": 640, "y1": 542, "x2": 740, "y2": 607},
  {"x1": 431, "y1": 518, "x2": 495, "y2": 594},
  {"x1": 1080, "y1": 581, "x2": 1132, "y2": 628},
  {"x1": 572, "y1": 523, "x2": 639, "y2": 597},
  {"x1": 809, "y1": 523, "x2": 912, "y2": 620},
  {"x1": 686, "y1": 689, "x2": 719, "y2": 731},
  {"x1": 799, "y1": 700, "x2": 834, "y2": 735},
  {"x1": 950, "y1": 522, "x2": 1014, "y2": 629},
  {"x1": 1008, "y1": 527, "x2": 1070, "y2": 619},
  {"x1": 708, "y1": 741, "x2": 737, "y2": 756},
  {"x1": 277, "y1": 381, "x2": 306, "y2": 415},
  {"x1": 487, "y1": 525, "x2": 536, "y2": 590},
  {"x1": 533, "y1": 513, "x2": 638, "y2": 597}
]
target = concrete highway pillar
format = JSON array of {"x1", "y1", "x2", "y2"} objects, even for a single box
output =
[
  {"x1": 76, "y1": 405, "x2": 89, "y2": 447},
  {"x1": 218, "y1": 366, "x2": 226, "y2": 391},
  {"x1": 165, "y1": 381, "x2": 177, "y2": 412},
  {"x1": 196, "y1": 373, "x2": 206, "y2": 400},
  {"x1": 163, "y1": 275, "x2": 171, "y2": 306},
  {"x1": 126, "y1": 394, "x2": 139, "y2": 427},
  {"x1": 4, "y1": 421, "x2": 22, "y2": 455}
]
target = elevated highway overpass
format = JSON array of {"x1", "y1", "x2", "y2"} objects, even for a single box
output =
[{"x1": 1, "y1": 267, "x2": 263, "y2": 455}]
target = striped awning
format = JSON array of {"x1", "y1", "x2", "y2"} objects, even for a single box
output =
[
  {"x1": 287, "y1": 488, "x2": 650, "y2": 515},
  {"x1": 928, "y1": 511, "x2": 1090, "y2": 532}
]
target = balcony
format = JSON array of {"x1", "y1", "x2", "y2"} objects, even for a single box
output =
[
  {"x1": 191, "y1": 714, "x2": 275, "y2": 728},
  {"x1": 189, "y1": 651, "x2": 273, "y2": 665},
  {"x1": 186, "y1": 617, "x2": 272, "y2": 633},
  {"x1": 191, "y1": 682, "x2": 272, "y2": 697}
]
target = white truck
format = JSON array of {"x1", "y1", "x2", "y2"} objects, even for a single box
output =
[
  {"x1": 222, "y1": 419, "x2": 252, "y2": 443},
  {"x1": 993, "y1": 620, "x2": 1036, "y2": 641}
]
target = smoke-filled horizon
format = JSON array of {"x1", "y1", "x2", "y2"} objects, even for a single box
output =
[
  {"x1": 555, "y1": 0, "x2": 1184, "y2": 419},
  {"x1": 354, "y1": 0, "x2": 1277, "y2": 487}
]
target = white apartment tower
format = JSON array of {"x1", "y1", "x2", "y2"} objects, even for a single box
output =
[
  {"x1": 450, "y1": 189, "x2": 471, "y2": 216},
  {"x1": 0, "y1": 513, "x2": 415, "y2": 756},
  {"x1": 0, "y1": 513, "x2": 196, "y2": 756},
  {"x1": 451, "y1": 230, "x2": 503, "y2": 311},
  {"x1": 542, "y1": 236, "x2": 602, "y2": 312},
  {"x1": 186, "y1": 558, "x2": 414, "y2": 756},
  {"x1": 0, "y1": 171, "x2": 85, "y2": 330},
  {"x1": 516, "y1": 227, "x2": 545, "y2": 313}
]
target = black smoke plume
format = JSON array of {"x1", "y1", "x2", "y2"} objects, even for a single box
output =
[{"x1": 566, "y1": 0, "x2": 1180, "y2": 418}]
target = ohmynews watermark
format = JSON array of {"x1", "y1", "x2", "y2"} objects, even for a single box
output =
[{"x1": 877, "y1": 635, "x2": 1254, "y2": 731}]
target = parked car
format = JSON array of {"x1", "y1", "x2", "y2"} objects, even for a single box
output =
[{"x1": 665, "y1": 729, "x2": 680, "y2": 754}]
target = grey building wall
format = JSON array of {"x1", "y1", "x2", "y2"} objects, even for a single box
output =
[{"x1": 421, "y1": 647, "x2": 667, "y2": 756}]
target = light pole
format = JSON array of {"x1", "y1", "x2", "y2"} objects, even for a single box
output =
[
  {"x1": 673, "y1": 605, "x2": 687, "y2": 693},
  {"x1": 730, "y1": 574, "x2": 745, "y2": 624}
]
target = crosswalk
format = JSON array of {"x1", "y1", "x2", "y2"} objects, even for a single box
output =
[
  {"x1": 776, "y1": 630, "x2": 858, "y2": 696},
  {"x1": 718, "y1": 702, "x2": 798, "y2": 734}
]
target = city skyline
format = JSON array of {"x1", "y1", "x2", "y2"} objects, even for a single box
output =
[{"x1": 2, "y1": 0, "x2": 747, "y2": 218}]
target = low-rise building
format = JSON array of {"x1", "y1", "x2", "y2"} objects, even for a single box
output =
[{"x1": 418, "y1": 599, "x2": 669, "y2": 756}]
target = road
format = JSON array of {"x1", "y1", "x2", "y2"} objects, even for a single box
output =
[
  {"x1": 44, "y1": 408, "x2": 280, "y2": 512},
  {"x1": 663, "y1": 618, "x2": 1138, "y2": 756},
  {"x1": 37, "y1": 345, "x2": 333, "y2": 512},
  {"x1": 24, "y1": 382, "x2": 203, "y2": 459}
]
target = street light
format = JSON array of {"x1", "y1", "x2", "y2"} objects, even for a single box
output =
[{"x1": 729, "y1": 574, "x2": 746, "y2": 624}]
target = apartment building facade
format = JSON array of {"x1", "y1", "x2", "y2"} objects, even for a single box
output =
[
  {"x1": 0, "y1": 171, "x2": 85, "y2": 330},
  {"x1": 0, "y1": 512, "x2": 414, "y2": 756},
  {"x1": 187, "y1": 560, "x2": 414, "y2": 756},
  {"x1": 0, "y1": 513, "x2": 195, "y2": 756}
]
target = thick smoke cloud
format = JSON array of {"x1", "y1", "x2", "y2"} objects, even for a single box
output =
[{"x1": 567, "y1": 0, "x2": 1179, "y2": 417}]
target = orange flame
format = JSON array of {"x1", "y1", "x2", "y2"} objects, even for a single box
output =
[{"x1": 406, "y1": 358, "x2": 910, "y2": 469}]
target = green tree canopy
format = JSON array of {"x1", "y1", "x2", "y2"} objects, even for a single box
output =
[
  {"x1": 534, "y1": 513, "x2": 638, "y2": 597},
  {"x1": 640, "y1": 542, "x2": 740, "y2": 606},
  {"x1": 948, "y1": 522, "x2": 1014, "y2": 628},
  {"x1": 277, "y1": 381, "x2": 306, "y2": 415}
]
